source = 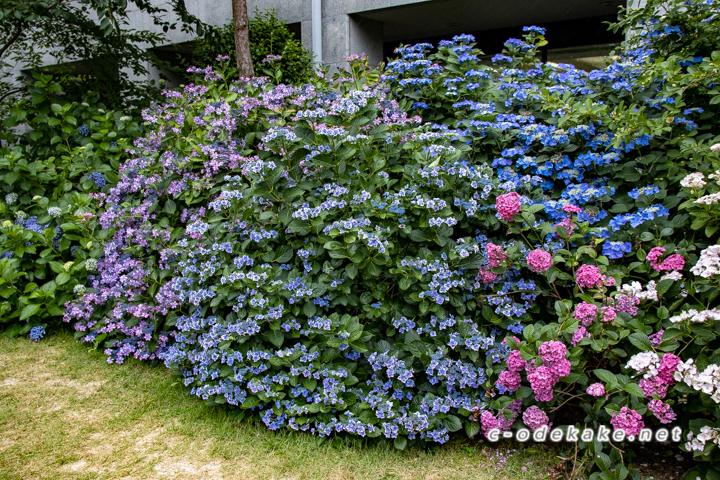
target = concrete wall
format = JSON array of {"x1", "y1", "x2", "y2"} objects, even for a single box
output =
[{"x1": 10, "y1": 0, "x2": 627, "y2": 83}]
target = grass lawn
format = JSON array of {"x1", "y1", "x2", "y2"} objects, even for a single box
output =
[{"x1": 0, "y1": 331, "x2": 556, "y2": 480}]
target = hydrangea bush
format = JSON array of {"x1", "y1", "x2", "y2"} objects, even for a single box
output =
[
  {"x1": 0, "y1": 74, "x2": 141, "y2": 338},
  {"x1": 63, "y1": 0, "x2": 720, "y2": 477}
]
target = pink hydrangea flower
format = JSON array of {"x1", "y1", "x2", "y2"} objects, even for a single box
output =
[
  {"x1": 562, "y1": 204, "x2": 582, "y2": 214},
  {"x1": 497, "y1": 370, "x2": 522, "y2": 391},
  {"x1": 615, "y1": 294, "x2": 640, "y2": 316},
  {"x1": 657, "y1": 354, "x2": 681, "y2": 384},
  {"x1": 573, "y1": 302, "x2": 599, "y2": 326},
  {"x1": 496, "y1": 192, "x2": 522, "y2": 221},
  {"x1": 576, "y1": 264, "x2": 605, "y2": 289},
  {"x1": 647, "y1": 247, "x2": 685, "y2": 272},
  {"x1": 639, "y1": 376, "x2": 668, "y2": 399},
  {"x1": 480, "y1": 410, "x2": 499, "y2": 437},
  {"x1": 648, "y1": 399, "x2": 677, "y2": 424},
  {"x1": 527, "y1": 365, "x2": 556, "y2": 402},
  {"x1": 646, "y1": 247, "x2": 666, "y2": 266},
  {"x1": 610, "y1": 407, "x2": 645, "y2": 437},
  {"x1": 571, "y1": 326, "x2": 590, "y2": 346},
  {"x1": 522, "y1": 406, "x2": 550, "y2": 430},
  {"x1": 586, "y1": 383, "x2": 606, "y2": 396},
  {"x1": 660, "y1": 254, "x2": 685, "y2": 272},
  {"x1": 506, "y1": 350, "x2": 527, "y2": 372},
  {"x1": 486, "y1": 243, "x2": 508, "y2": 268},
  {"x1": 527, "y1": 249, "x2": 553, "y2": 273},
  {"x1": 648, "y1": 329, "x2": 664, "y2": 347},
  {"x1": 601, "y1": 306, "x2": 617, "y2": 323},
  {"x1": 478, "y1": 269, "x2": 498, "y2": 283},
  {"x1": 538, "y1": 340, "x2": 567, "y2": 364}
]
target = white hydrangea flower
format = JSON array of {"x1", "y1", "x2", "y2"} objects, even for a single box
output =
[
  {"x1": 626, "y1": 352, "x2": 660, "y2": 377},
  {"x1": 674, "y1": 359, "x2": 720, "y2": 402},
  {"x1": 711, "y1": 143, "x2": 720, "y2": 152},
  {"x1": 660, "y1": 271, "x2": 683, "y2": 281},
  {"x1": 681, "y1": 172, "x2": 707, "y2": 189},
  {"x1": 618, "y1": 280, "x2": 658, "y2": 301},
  {"x1": 670, "y1": 308, "x2": 720, "y2": 323},
  {"x1": 690, "y1": 245, "x2": 720, "y2": 278},
  {"x1": 696, "y1": 192, "x2": 720, "y2": 204},
  {"x1": 686, "y1": 426, "x2": 720, "y2": 452}
]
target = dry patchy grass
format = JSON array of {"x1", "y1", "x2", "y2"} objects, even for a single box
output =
[{"x1": 0, "y1": 332, "x2": 555, "y2": 480}]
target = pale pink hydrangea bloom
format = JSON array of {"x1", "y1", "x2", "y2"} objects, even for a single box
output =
[
  {"x1": 571, "y1": 325, "x2": 590, "y2": 346},
  {"x1": 586, "y1": 383, "x2": 606, "y2": 396},
  {"x1": 526, "y1": 249, "x2": 553, "y2": 273},
  {"x1": 478, "y1": 269, "x2": 498, "y2": 284},
  {"x1": 680, "y1": 172, "x2": 707, "y2": 189},
  {"x1": 601, "y1": 306, "x2": 617, "y2": 323},
  {"x1": 496, "y1": 192, "x2": 522, "y2": 221},
  {"x1": 690, "y1": 245, "x2": 720, "y2": 278},
  {"x1": 648, "y1": 399, "x2": 677, "y2": 424},
  {"x1": 486, "y1": 243, "x2": 508, "y2": 268}
]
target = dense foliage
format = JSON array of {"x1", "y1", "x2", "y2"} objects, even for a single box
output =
[
  {"x1": 0, "y1": 0, "x2": 204, "y2": 117},
  {"x1": 0, "y1": 0, "x2": 716, "y2": 478},
  {"x1": 0, "y1": 73, "x2": 141, "y2": 338},
  {"x1": 192, "y1": 9, "x2": 314, "y2": 85}
]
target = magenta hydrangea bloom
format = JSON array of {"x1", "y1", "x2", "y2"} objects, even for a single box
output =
[
  {"x1": 562, "y1": 204, "x2": 582, "y2": 214},
  {"x1": 522, "y1": 406, "x2": 549, "y2": 430},
  {"x1": 497, "y1": 370, "x2": 522, "y2": 391},
  {"x1": 660, "y1": 254, "x2": 685, "y2": 272},
  {"x1": 647, "y1": 247, "x2": 685, "y2": 272},
  {"x1": 496, "y1": 192, "x2": 521, "y2": 221},
  {"x1": 527, "y1": 249, "x2": 553, "y2": 273},
  {"x1": 610, "y1": 407, "x2": 644, "y2": 437},
  {"x1": 639, "y1": 376, "x2": 669, "y2": 399},
  {"x1": 586, "y1": 383, "x2": 606, "y2": 396},
  {"x1": 657, "y1": 353, "x2": 681, "y2": 384},
  {"x1": 646, "y1": 246, "x2": 666, "y2": 266},
  {"x1": 573, "y1": 302, "x2": 599, "y2": 326},
  {"x1": 575, "y1": 264, "x2": 605, "y2": 289},
  {"x1": 527, "y1": 365, "x2": 556, "y2": 402},
  {"x1": 478, "y1": 268, "x2": 498, "y2": 283},
  {"x1": 506, "y1": 350, "x2": 527, "y2": 372},
  {"x1": 480, "y1": 410, "x2": 500, "y2": 437}
]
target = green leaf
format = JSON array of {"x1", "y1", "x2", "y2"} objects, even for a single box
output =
[
  {"x1": 444, "y1": 415, "x2": 462, "y2": 432},
  {"x1": 408, "y1": 230, "x2": 428, "y2": 242},
  {"x1": 20, "y1": 304, "x2": 41, "y2": 321},
  {"x1": 267, "y1": 329, "x2": 284, "y2": 348},
  {"x1": 164, "y1": 199, "x2": 176, "y2": 214},
  {"x1": 56, "y1": 272, "x2": 71, "y2": 285},
  {"x1": 594, "y1": 369, "x2": 618, "y2": 385},
  {"x1": 465, "y1": 421, "x2": 480, "y2": 438},
  {"x1": 623, "y1": 383, "x2": 645, "y2": 398},
  {"x1": 628, "y1": 332, "x2": 653, "y2": 351},
  {"x1": 393, "y1": 437, "x2": 407, "y2": 450}
]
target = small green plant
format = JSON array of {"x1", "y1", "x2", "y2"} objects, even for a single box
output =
[{"x1": 192, "y1": 9, "x2": 314, "y2": 85}]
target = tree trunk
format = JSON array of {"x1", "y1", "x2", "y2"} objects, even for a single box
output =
[{"x1": 231, "y1": 0, "x2": 254, "y2": 77}]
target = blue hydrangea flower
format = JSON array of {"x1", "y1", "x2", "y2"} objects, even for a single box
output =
[
  {"x1": 29, "y1": 326, "x2": 45, "y2": 342},
  {"x1": 78, "y1": 124, "x2": 90, "y2": 136},
  {"x1": 602, "y1": 241, "x2": 632, "y2": 260},
  {"x1": 88, "y1": 172, "x2": 106, "y2": 188}
]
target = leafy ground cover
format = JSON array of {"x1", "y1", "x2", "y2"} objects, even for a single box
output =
[{"x1": 0, "y1": 332, "x2": 555, "y2": 480}]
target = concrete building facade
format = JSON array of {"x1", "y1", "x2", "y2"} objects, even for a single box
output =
[{"x1": 19, "y1": 0, "x2": 632, "y2": 84}]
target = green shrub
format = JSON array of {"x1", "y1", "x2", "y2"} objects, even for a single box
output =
[
  {"x1": 192, "y1": 9, "x2": 314, "y2": 85},
  {"x1": 0, "y1": 73, "x2": 141, "y2": 338}
]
